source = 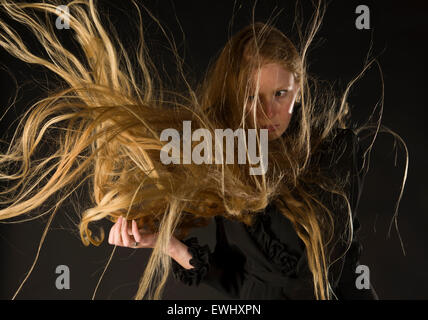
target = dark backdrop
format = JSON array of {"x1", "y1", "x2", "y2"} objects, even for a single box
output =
[{"x1": 0, "y1": 0, "x2": 426, "y2": 299}]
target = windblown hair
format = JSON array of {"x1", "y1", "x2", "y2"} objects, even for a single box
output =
[{"x1": 0, "y1": 0, "x2": 407, "y2": 300}]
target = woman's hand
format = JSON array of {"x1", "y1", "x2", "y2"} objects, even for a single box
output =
[
  {"x1": 108, "y1": 215, "x2": 157, "y2": 249},
  {"x1": 107, "y1": 215, "x2": 193, "y2": 268}
]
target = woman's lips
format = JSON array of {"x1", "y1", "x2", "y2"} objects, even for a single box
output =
[{"x1": 261, "y1": 124, "x2": 279, "y2": 132}]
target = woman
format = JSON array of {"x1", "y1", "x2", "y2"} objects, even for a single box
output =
[
  {"x1": 107, "y1": 21, "x2": 378, "y2": 299},
  {"x1": 0, "y1": 1, "x2": 405, "y2": 300}
]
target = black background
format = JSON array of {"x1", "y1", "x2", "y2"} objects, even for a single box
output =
[{"x1": 0, "y1": 0, "x2": 427, "y2": 299}]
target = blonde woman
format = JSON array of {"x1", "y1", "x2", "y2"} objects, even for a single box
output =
[
  {"x1": 107, "y1": 22, "x2": 377, "y2": 300},
  {"x1": 0, "y1": 1, "x2": 406, "y2": 300}
]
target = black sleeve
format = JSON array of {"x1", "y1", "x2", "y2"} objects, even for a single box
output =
[
  {"x1": 171, "y1": 215, "x2": 246, "y2": 299},
  {"x1": 335, "y1": 130, "x2": 379, "y2": 300}
]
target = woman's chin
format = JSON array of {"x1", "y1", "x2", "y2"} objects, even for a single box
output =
[
  {"x1": 267, "y1": 128, "x2": 286, "y2": 141},
  {"x1": 267, "y1": 132, "x2": 279, "y2": 141}
]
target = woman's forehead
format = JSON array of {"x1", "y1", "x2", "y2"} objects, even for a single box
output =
[{"x1": 249, "y1": 63, "x2": 295, "y2": 88}]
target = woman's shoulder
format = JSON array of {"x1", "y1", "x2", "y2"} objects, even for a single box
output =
[
  {"x1": 312, "y1": 127, "x2": 365, "y2": 218},
  {"x1": 318, "y1": 127, "x2": 357, "y2": 157},
  {"x1": 315, "y1": 127, "x2": 368, "y2": 224},
  {"x1": 316, "y1": 127, "x2": 360, "y2": 177}
]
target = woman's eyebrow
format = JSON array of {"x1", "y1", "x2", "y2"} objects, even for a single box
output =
[
  {"x1": 247, "y1": 83, "x2": 293, "y2": 95},
  {"x1": 273, "y1": 84, "x2": 293, "y2": 91}
]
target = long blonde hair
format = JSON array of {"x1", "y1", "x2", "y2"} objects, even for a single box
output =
[{"x1": 0, "y1": 0, "x2": 408, "y2": 300}]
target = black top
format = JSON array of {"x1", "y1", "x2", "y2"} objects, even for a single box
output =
[{"x1": 171, "y1": 128, "x2": 379, "y2": 300}]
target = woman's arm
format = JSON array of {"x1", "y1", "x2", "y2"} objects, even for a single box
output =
[
  {"x1": 168, "y1": 236, "x2": 195, "y2": 270},
  {"x1": 170, "y1": 216, "x2": 246, "y2": 299},
  {"x1": 107, "y1": 214, "x2": 245, "y2": 298}
]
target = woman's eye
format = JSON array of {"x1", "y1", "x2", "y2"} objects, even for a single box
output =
[
  {"x1": 248, "y1": 95, "x2": 255, "y2": 101},
  {"x1": 275, "y1": 90, "x2": 288, "y2": 97}
]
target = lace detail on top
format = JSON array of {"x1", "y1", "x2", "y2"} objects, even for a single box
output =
[
  {"x1": 244, "y1": 212, "x2": 300, "y2": 278},
  {"x1": 171, "y1": 237, "x2": 211, "y2": 286}
]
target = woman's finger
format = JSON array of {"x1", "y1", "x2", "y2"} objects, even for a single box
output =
[
  {"x1": 127, "y1": 223, "x2": 135, "y2": 235},
  {"x1": 121, "y1": 217, "x2": 132, "y2": 247},
  {"x1": 108, "y1": 216, "x2": 147, "y2": 248},
  {"x1": 110, "y1": 218, "x2": 117, "y2": 245},
  {"x1": 132, "y1": 220, "x2": 142, "y2": 245},
  {"x1": 114, "y1": 216, "x2": 123, "y2": 246}
]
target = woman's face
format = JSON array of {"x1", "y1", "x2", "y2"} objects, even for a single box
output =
[{"x1": 245, "y1": 63, "x2": 300, "y2": 141}]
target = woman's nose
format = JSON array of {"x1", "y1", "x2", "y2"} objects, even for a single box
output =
[{"x1": 259, "y1": 98, "x2": 274, "y2": 118}]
